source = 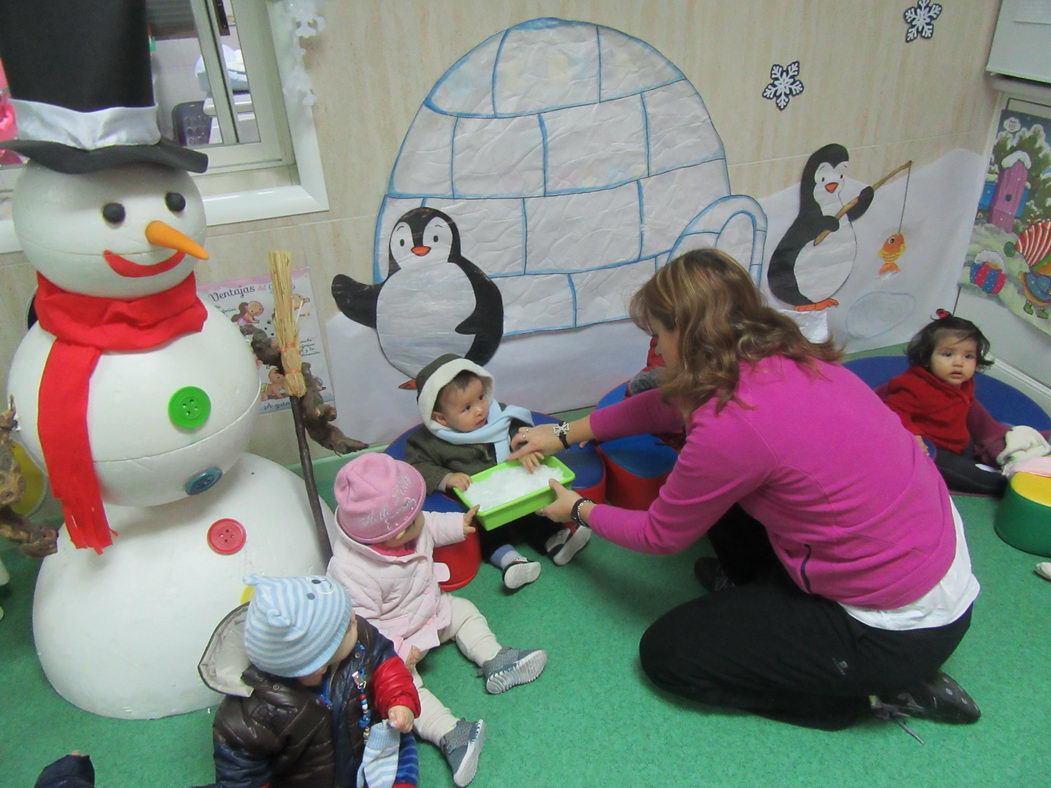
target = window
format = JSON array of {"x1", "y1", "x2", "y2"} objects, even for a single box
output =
[{"x1": 0, "y1": 0, "x2": 327, "y2": 254}]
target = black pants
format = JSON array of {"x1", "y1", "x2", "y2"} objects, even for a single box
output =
[
  {"x1": 638, "y1": 506, "x2": 972, "y2": 730},
  {"x1": 477, "y1": 513, "x2": 561, "y2": 561},
  {"x1": 934, "y1": 444, "x2": 1007, "y2": 497}
]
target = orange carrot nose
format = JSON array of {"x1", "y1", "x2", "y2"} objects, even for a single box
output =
[{"x1": 145, "y1": 220, "x2": 209, "y2": 260}]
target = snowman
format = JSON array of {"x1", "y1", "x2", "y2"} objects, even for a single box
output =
[{"x1": 1, "y1": 2, "x2": 331, "y2": 719}]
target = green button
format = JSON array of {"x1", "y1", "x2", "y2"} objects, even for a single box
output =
[{"x1": 168, "y1": 386, "x2": 211, "y2": 429}]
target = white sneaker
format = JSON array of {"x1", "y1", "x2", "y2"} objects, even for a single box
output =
[
  {"x1": 502, "y1": 559, "x2": 541, "y2": 590},
  {"x1": 551, "y1": 525, "x2": 592, "y2": 566},
  {"x1": 1035, "y1": 562, "x2": 1051, "y2": 581}
]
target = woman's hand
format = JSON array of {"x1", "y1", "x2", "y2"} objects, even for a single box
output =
[
  {"x1": 387, "y1": 704, "x2": 416, "y2": 732},
  {"x1": 508, "y1": 425, "x2": 561, "y2": 462},
  {"x1": 536, "y1": 480, "x2": 580, "y2": 523}
]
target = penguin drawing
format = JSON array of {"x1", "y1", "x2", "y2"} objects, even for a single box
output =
[
  {"x1": 332, "y1": 206, "x2": 503, "y2": 383},
  {"x1": 768, "y1": 144, "x2": 874, "y2": 311}
]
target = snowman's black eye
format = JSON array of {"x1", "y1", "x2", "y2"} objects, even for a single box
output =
[
  {"x1": 102, "y1": 202, "x2": 126, "y2": 224},
  {"x1": 165, "y1": 192, "x2": 187, "y2": 213}
]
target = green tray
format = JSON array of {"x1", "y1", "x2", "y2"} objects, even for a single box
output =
[{"x1": 454, "y1": 456, "x2": 575, "y2": 530}]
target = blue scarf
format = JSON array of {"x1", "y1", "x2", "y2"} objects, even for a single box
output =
[{"x1": 432, "y1": 400, "x2": 533, "y2": 462}]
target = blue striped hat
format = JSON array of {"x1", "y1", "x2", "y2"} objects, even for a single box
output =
[{"x1": 243, "y1": 574, "x2": 353, "y2": 678}]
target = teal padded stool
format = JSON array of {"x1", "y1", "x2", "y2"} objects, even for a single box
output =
[{"x1": 995, "y1": 472, "x2": 1051, "y2": 556}]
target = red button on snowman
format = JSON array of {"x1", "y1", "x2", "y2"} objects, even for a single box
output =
[{"x1": 1, "y1": 1, "x2": 331, "y2": 719}]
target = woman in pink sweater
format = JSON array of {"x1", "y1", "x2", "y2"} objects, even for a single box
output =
[{"x1": 510, "y1": 249, "x2": 981, "y2": 732}]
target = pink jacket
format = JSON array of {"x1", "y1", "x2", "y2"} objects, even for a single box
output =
[
  {"x1": 589, "y1": 356, "x2": 960, "y2": 610},
  {"x1": 327, "y1": 510, "x2": 465, "y2": 661}
]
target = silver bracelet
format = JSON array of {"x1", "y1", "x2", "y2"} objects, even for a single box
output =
[{"x1": 553, "y1": 420, "x2": 571, "y2": 449}]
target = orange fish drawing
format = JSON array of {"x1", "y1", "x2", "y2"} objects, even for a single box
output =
[{"x1": 877, "y1": 232, "x2": 906, "y2": 277}]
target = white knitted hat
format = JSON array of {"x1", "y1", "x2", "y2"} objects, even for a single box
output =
[{"x1": 243, "y1": 574, "x2": 353, "y2": 678}]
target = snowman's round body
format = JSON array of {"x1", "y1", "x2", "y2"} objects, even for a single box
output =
[
  {"x1": 6, "y1": 161, "x2": 332, "y2": 718},
  {"x1": 33, "y1": 453, "x2": 331, "y2": 718}
]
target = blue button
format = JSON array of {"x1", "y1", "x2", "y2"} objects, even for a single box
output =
[{"x1": 185, "y1": 466, "x2": 222, "y2": 495}]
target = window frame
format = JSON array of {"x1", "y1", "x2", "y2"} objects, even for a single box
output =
[{"x1": 0, "y1": 0, "x2": 328, "y2": 254}]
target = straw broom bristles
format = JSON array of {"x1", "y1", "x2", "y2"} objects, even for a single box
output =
[{"x1": 268, "y1": 250, "x2": 306, "y2": 397}]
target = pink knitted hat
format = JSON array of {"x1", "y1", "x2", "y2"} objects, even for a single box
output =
[{"x1": 334, "y1": 453, "x2": 426, "y2": 544}]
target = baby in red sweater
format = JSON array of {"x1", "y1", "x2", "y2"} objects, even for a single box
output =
[{"x1": 881, "y1": 312, "x2": 1049, "y2": 495}]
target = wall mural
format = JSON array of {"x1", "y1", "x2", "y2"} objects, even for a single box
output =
[
  {"x1": 327, "y1": 16, "x2": 984, "y2": 443},
  {"x1": 331, "y1": 17, "x2": 766, "y2": 388}
]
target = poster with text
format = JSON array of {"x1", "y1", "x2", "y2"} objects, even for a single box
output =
[{"x1": 199, "y1": 269, "x2": 333, "y2": 414}]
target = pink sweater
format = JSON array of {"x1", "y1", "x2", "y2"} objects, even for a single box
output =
[{"x1": 589, "y1": 356, "x2": 957, "y2": 610}]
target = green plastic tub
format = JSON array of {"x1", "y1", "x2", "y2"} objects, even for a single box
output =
[{"x1": 454, "y1": 456, "x2": 575, "y2": 530}]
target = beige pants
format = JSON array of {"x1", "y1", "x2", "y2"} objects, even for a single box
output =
[{"x1": 411, "y1": 594, "x2": 501, "y2": 744}]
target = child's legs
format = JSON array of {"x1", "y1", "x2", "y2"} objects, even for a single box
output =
[
  {"x1": 410, "y1": 667, "x2": 459, "y2": 745},
  {"x1": 934, "y1": 446, "x2": 1007, "y2": 496},
  {"x1": 440, "y1": 594, "x2": 501, "y2": 666},
  {"x1": 475, "y1": 526, "x2": 505, "y2": 562},
  {"x1": 513, "y1": 513, "x2": 563, "y2": 555}
]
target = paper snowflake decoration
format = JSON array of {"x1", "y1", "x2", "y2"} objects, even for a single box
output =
[
  {"x1": 762, "y1": 61, "x2": 804, "y2": 111},
  {"x1": 904, "y1": 0, "x2": 942, "y2": 42},
  {"x1": 267, "y1": 0, "x2": 327, "y2": 106}
]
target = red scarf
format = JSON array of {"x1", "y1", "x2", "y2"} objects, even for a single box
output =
[
  {"x1": 34, "y1": 273, "x2": 207, "y2": 553},
  {"x1": 883, "y1": 365, "x2": 975, "y2": 452}
]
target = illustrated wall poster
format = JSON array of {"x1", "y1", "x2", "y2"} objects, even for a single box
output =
[
  {"x1": 961, "y1": 104, "x2": 1051, "y2": 336},
  {"x1": 328, "y1": 17, "x2": 766, "y2": 440},
  {"x1": 199, "y1": 269, "x2": 333, "y2": 413}
]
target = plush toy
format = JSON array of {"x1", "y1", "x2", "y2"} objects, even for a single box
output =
[{"x1": 0, "y1": 399, "x2": 57, "y2": 559}]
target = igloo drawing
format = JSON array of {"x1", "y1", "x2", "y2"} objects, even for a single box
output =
[{"x1": 375, "y1": 17, "x2": 767, "y2": 338}]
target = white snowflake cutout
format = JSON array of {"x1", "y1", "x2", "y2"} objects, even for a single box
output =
[
  {"x1": 762, "y1": 61, "x2": 804, "y2": 111},
  {"x1": 903, "y1": 0, "x2": 942, "y2": 42}
]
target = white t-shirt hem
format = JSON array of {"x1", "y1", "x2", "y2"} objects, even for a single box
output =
[{"x1": 840, "y1": 499, "x2": 980, "y2": 631}]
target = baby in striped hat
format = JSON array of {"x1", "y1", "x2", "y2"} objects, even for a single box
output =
[{"x1": 201, "y1": 574, "x2": 421, "y2": 787}]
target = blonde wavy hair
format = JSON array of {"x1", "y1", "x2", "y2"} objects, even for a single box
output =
[{"x1": 629, "y1": 249, "x2": 842, "y2": 413}]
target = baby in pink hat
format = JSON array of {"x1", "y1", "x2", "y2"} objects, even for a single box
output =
[{"x1": 327, "y1": 452, "x2": 547, "y2": 788}]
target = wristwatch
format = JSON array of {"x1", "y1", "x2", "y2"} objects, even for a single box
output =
[
  {"x1": 570, "y1": 497, "x2": 592, "y2": 528},
  {"x1": 553, "y1": 420, "x2": 571, "y2": 449}
]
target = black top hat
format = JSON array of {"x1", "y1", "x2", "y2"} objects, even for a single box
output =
[{"x1": 0, "y1": 0, "x2": 207, "y2": 174}]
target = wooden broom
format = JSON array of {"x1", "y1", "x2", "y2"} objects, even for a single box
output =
[{"x1": 268, "y1": 251, "x2": 332, "y2": 562}]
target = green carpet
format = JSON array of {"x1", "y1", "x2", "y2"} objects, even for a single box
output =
[{"x1": 2, "y1": 489, "x2": 1050, "y2": 786}]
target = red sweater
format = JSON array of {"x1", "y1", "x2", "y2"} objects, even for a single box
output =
[{"x1": 882, "y1": 366, "x2": 975, "y2": 452}]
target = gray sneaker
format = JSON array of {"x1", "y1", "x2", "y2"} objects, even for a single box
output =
[
  {"x1": 479, "y1": 647, "x2": 547, "y2": 694},
  {"x1": 439, "y1": 718, "x2": 486, "y2": 787}
]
